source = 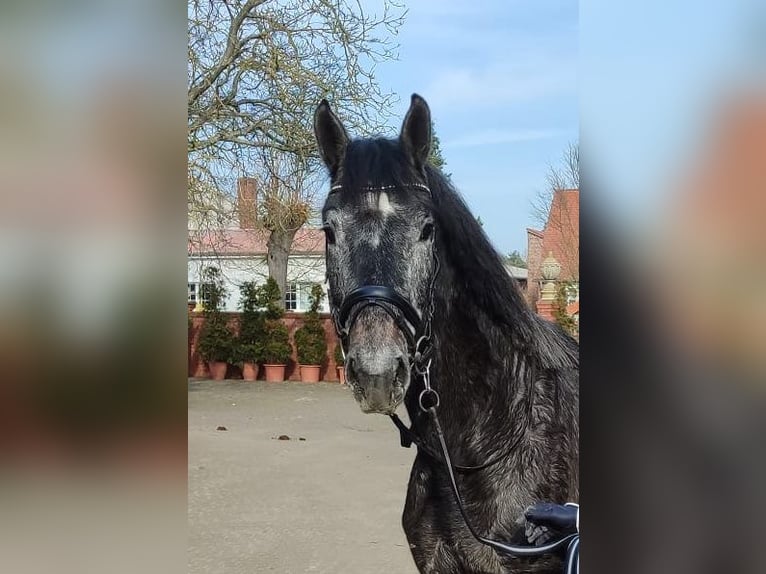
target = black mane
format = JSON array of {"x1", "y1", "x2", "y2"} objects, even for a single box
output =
[
  {"x1": 425, "y1": 163, "x2": 578, "y2": 370},
  {"x1": 340, "y1": 138, "x2": 418, "y2": 187}
]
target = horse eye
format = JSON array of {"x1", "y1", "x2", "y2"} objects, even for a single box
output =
[
  {"x1": 323, "y1": 225, "x2": 336, "y2": 245},
  {"x1": 419, "y1": 222, "x2": 434, "y2": 241}
]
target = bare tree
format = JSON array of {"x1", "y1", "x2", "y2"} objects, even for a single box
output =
[
  {"x1": 256, "y1": 149, "x2": 316, "y2": 297},
  {"x1": 528, "y1": 142, "x2": 579, "y2": 301},
  {"x1": 531, "y1": 141, "x2": 579, "y2": 227},
  {"x1": 188, "y1": 0, "x2": 405, "y2": 295}
]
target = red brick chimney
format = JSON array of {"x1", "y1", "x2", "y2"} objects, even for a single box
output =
[{"x1": 237, "y1": 177, "x2": 258, "y2": 229}]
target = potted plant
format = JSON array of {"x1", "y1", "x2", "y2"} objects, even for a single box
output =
[
  {"x1": 553, "y1": 280, "x2": 578, "y2": 338},
  {"x1": 334, "y1": 342, "x2": 346, "y2": 384},
  {"x1": 294, "y1": 285, "x2": 327, "y2": 383},
  {"x1": 197, "y1": 266, "x2": 234, "y2": 380},
  {"x1": 261, "y1": 277, "x2": 292, "y2": 382},
  {"x1": 236, "y1": 281, "x2": 265, "y2": 381}
]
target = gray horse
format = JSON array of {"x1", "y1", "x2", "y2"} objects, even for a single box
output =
[{"x1": 314, "y1": 94, "x2": 579, "y2": 573}]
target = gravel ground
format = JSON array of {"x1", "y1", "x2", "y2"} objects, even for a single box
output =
[{"x1": 188, "y1": 379, "x2": 419, "y2": 574}]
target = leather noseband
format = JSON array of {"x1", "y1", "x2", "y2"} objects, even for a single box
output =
[{"x1": 335, "y1": 285, "x2": 424, "y2": 356}]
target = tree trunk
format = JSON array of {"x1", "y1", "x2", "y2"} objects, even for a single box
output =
[{"x1": 267, "y1": 228, "x2": 298, "y2": 299}]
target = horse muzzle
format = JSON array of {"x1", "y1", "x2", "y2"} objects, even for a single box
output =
[
  {"x1": 346, "y1": 353, "x2": 409, "y2": 414},
  {"x1": 350, "y1": 373, "x2": 407, "y2": 415},
  {"x1": 344, "y1": 308, "x2": 410, "y2": 414},
  {"x1": 333, "y1": 285, "x2": 427, "y2": 414}
]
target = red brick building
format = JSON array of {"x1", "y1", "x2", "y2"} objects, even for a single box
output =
[{"x1": 526, "y1": 188, "x2": 579, "y2": 307}]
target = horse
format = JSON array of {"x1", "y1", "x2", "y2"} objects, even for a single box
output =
[{"x1": 314, "y1": 94, "x2": 579, "y2": 574}]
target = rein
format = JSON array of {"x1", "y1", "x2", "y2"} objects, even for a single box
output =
[
  {"x1": 327, "y1": 182, "x2": 578, "y2": 570},
  {"x1": 428, "y1": 403, "x2": 580, "y2": 571}
]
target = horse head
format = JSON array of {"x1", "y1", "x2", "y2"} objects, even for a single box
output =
[{"x1": 314, "y1": 95, "x2": 439, "y2": 414}]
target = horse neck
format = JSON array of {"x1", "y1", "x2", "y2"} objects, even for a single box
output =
[{"x1": 422, "y1": 263, "x2": 535, "y2": 433}]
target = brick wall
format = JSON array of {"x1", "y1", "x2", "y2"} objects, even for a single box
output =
[
  {"x1": 526, "y1": 229, "x2": 544, "y2": 306},
  {"x1": 188, "y1": 312, "x2": 344, "y2": 381}
]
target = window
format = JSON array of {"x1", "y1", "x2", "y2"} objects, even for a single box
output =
[
  {"x1": 284, "y1": 282, "x2": 325, "y2": 312},
  {"x1": 285, "y1": 283, "x2": 298, "y2": 311},
  {"x1": 299, "y1": 285, "x2": 313, "y2": 311},
  {"x1": 188, "y1": 282, "x2": 213, "y2": 306}
]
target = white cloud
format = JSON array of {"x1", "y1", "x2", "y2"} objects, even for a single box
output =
[{"x1": 445, "y1": 128, "x2": 561, "y2": 149}]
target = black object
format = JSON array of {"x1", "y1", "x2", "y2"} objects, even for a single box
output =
[{"x1": 525, "y1": 502, "x2": 578, "y2": 533}]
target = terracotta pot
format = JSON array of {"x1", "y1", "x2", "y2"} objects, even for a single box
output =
[
  {"x1": 208, "y1": 361, "x2": 227, "y2": 381},
  {"x1": 264, "y1": 364, "x2": 287, "y2": 383},
  {"x1": 336, "y1": 366, "x2": 346, "y2": 384},
  {"x1": 242, "y1": 362, "x2": 258, "y2": 381},
  {"x1": 299, "y1": 365, "x2": 321, "y2": 383}
]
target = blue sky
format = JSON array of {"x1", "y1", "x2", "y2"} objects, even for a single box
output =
[{"x1": 367, "y1": 0, "x2": 578, "y2": 256}]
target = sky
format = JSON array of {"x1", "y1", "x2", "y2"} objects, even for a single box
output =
[{"x1": 365, "y1": 0, "x2": 578, "y2": 256}]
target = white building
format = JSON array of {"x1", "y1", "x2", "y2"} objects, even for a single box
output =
[
  {"x1": 188, "y1": 227, "x2": 329, "y2": 313},
  {"x1": 188, "y1": 176, "x2": 331, "y2": 313},
  {"x1": 188, "y1": 227, "x2": 529, "y2": 313}
]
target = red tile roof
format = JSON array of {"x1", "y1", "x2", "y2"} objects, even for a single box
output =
[{"x1": 188, "y1": 227, "x2": 325, "y2": 256}]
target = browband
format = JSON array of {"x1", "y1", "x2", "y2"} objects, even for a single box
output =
[{"x1": 329, "y1": 183, "x2": 431, "y2": 194}]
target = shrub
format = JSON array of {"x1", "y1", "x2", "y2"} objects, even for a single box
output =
[
  {"x1": 260, "y1": 276, "x2": 293, "y2": 364},
  {"x1": 262, "y1": 321, "x2": 292, "y2": 364},
  {"x1": 197, "y1": 266, "x2": 235, "y2": 362},
  {"x1": 294, "y1": 285, "x2": 326, "y2": 366},
  {"x1": 261, "y1": 276, "x2": 284, "y2": 321},
  {"x1": 199, "y1": 266, "x2": 227, "y2": 312},
  {"x1": 234, "y1": 281, "x2": 265, "y2": 364},
  {"x1": 198, "y1": 316, "x2": 235, "y2": 362},
  {"x1": 553, "y1": 281, "x2": 578, "y2": 337}
]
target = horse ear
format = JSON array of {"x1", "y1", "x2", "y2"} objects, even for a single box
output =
[
  {"x1": 400, "y1": 94, "x2": 432, "y2": 168},
  {"x1": 314, "y1": 99, "x2": 349, "y2": 177}
]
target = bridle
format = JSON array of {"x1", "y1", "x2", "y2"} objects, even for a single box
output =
[
  {"x1": 334, "y1": 284, "x2": 435, "y2": 374},
  {"x1": 328, "y1": 181, "x2": 440, "y2": 412},
  {"x1": 326, "y1": 181, "x2": 514, "y2": 461},
  {"x1": 326, "y1": 181, "x2": 579, "y2": 571}
]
